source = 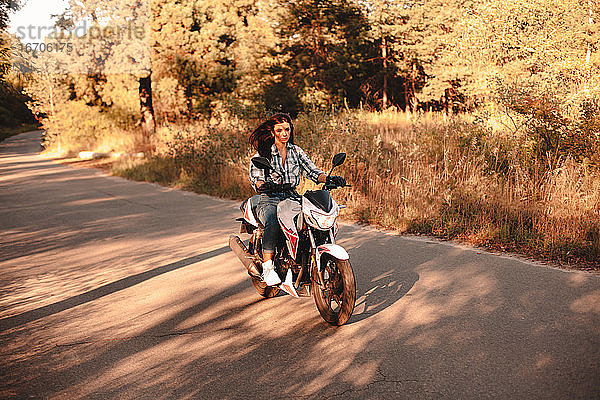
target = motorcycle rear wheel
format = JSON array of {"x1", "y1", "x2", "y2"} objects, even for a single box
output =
[
  {"x1": 312, "y1": 255, "x2": 356, "y2": 326},
  {"x1": 251, "y1": 276, "x2": 280, "y2": 298}
]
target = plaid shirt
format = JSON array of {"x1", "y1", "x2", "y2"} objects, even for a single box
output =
[{"x1": 249, "y1": 143, "x2": 323, "y2": 190}]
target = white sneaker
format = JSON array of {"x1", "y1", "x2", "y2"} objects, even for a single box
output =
[{"x1": 262, "y1": 260, "x2": 281, "y2": 286}]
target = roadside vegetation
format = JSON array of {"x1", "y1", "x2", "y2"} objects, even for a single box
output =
[
  {"x1": 0, "y1": 122, "x2": 39, "y2": 142},
  {"x1": 110, "y1": 110, "x2": 600, "y2": 269},
  {"x1": 0, "y1": 49, "x2": 37, "y2": 142},
  {"x1": 0, "y1": 75, "x2": 38, "y2": 142},
  {"x1": 0, "y1": 2, "x2": 36, "y2": 141},
  {"x1": 1, "y1": 0, "x2": 598, "y2": 268}
]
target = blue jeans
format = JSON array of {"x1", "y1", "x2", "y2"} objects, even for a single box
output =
[{"x1": 255, "y1": 193, "x2": 291, "y2": 253}]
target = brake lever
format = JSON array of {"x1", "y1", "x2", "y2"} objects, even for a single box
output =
[{"x1": 323, "y1": 183, "x2": 351, "y2": 190}]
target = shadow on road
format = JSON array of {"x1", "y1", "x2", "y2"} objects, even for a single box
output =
[
  {"x1": 0, "y1": 246, "x2": 230, "y2": 332},
  {"x1": 351, "y1": 267, "x2": 419, "y2": 324},
  {"x1": 2, "y1": 132, "x2": 599, "y2": 399},
  {"x1": 341, "y1": 232, "x2": 420, "y2": 324},
  {"x1": 3, "y1": 229, "x2": 600, "y2": 399}
]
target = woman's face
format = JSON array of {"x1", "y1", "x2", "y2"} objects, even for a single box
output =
[{"x1": 273, "y1": 122, "x2": 291, "y2": 145}]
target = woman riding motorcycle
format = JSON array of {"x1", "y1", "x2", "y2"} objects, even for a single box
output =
[{"x1": 248, "y1": 113, "x2": 345, "y2": 286}]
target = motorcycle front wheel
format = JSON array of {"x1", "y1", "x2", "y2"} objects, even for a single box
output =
[
  {"x1": 251, "y1": 276, "x2": 280, "y2": 298},
  {"x1": 312, "y1": 254, "x2": 356, "y2": 326}
]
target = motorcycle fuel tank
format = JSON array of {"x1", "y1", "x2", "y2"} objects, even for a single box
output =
[{"x1": 277, "y1": 199, "x2": 301, "y2": 259}]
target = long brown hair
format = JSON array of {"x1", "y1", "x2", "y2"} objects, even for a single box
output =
[{"x1": 249, "y1": 113, "x2": 295, "y2": 159}]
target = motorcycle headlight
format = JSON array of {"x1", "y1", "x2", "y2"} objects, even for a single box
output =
[{"x1": 310, "y1": 208, "x2": 337, "y2": 229}]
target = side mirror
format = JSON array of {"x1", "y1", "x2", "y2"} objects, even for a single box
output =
[
  {"x1": 332, "y1": 152, "x2": 346, "y2": 168},
  {"x1": 251, "y1": 156, "x2": 272, "y2": 171}
]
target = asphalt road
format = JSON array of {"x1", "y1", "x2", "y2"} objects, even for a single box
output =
[{"x1": 1, "y1": 131, "x2": 599, "y2": 399}]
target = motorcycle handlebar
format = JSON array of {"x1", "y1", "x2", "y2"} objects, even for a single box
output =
[
  {"x1": 259, "y1": 180, "x2": 350, "y2": 194},
  {"x1": 323, "y1": 183, "x2": 352, "y2": 191},
  {"x1": 257, "y1": 182, "x2": 295, "y2": 194}
]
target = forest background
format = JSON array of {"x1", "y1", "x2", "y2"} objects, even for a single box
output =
[{"x1": 1, "y1": 0, "x2": 599, "y2": 268}]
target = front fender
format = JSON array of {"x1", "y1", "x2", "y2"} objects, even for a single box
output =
[{"x1": 316, "y1": 244, "x2": 349, "y2": 270}]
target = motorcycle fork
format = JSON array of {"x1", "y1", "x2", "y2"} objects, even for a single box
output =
[
  {"x1": 308, "y1": 229, "x2": 326, "y2": 289},
  {"x1": 294, "y1": 252, "x2": 307, "y2": 288}
]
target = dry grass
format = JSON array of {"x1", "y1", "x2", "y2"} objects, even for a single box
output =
[
  {"x1": 104, "y1": 110, "x2": 599, "y2": 268},
  {"x1": 290, "y1": 111, "x2": 600, "y2": 268},
  {"x1": 113, "y1": 119, "x2": 254, "y2": 199}
]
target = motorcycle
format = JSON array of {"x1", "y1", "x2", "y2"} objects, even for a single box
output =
[{"x1": 228, "y1": 152, "x2": 356, "y2": 326}]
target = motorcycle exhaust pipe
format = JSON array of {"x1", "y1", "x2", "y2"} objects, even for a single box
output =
[{"x1": 229, "y1": 235, "x2": 261, "y2": 277}]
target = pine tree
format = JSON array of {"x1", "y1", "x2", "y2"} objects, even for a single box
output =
[
  {"x1": 396, "y1": 0, "x2": 476, "y2": 112},
  {"x1": 358, "y1": 0, "x2": 421, "y2": 111},
  {"x1": 273, "y1": 0, "x2": 373, "y2": 109}
]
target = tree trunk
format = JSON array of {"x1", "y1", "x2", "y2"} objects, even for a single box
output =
[
  {"x1": 381, "y1": 37, "x2": 388, "y2": 110},
  {"x1": 89, "y1": 73, "x2": 106, "y2": 107},
  {"x1": 411, "y1": 63, "x2": 418, "y2": 112},
  {"x1": 139, "y1": 73, "x2": 155, "y2": 144},
  {"x1": 444, "y1": 89, "x2": 449, "y2": 114},
  {"x1": 585, "y1": 0, "x2": 593, "y2": 93},
  {"x1": 46, "y1": 72, "x2": 55, "y2": 117},
  {"x1": 404, "y1": 80, "x2": 410, "y2": 112}
]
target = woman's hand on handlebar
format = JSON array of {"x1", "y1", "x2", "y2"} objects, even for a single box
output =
[
  {"x1": 257, "y1": 181, "x2": 276, "y2": 193},
  {"x1": 323, "y1": 175, "x2": 351, "y2": 190},
  {"x1": 326, "y1": 175, "x2": 346, "y2": 187}
]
